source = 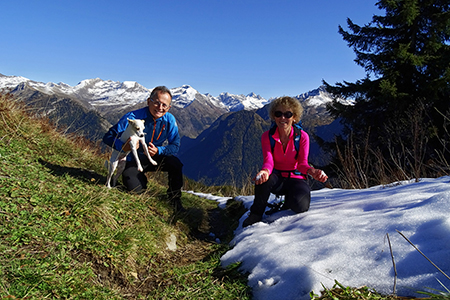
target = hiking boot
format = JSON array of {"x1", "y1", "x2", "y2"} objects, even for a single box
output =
[
  {"x1": 171, "y1": 198, "x2": 186, "y2": 213},
  {"x1": 265, "y1": 201, "x2": 286, "y2": 215},
  {"x1": 243, "y1": 213, "x2": 262, "y2": 227}
]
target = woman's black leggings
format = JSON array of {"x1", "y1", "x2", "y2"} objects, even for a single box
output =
[{"x1": 250, "y1": 172, "x2": 311, "y2": 216}]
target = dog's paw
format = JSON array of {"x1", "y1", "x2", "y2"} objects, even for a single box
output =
[{"x1": 150, "y1": 160, "x2": 157, "y2": 166}]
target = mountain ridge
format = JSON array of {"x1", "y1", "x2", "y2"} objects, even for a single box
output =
[
  {"x1": 0, "y1": 73, "x2": 270, "y2": 114},
  {"x1": 0, "y1": 72, "x2": 345, "y2": 186},
  {"x1": 0, "y1": 73, "x2": 344, "y2": 116}
]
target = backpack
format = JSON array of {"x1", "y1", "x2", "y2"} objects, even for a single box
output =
[{"x1": 268, "y1": 121, "x2": 303, "y2": 160}]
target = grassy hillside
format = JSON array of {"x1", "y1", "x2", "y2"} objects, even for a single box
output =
[{"x1": 0, "y1": 93, "x2": 250, "y2": 299}]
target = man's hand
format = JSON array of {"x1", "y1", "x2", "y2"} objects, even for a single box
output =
[
  {"x1": 122, "y1": 138, "x2": 139, "y2": 152},
  {"x1": 148, "y1": 142, "x2": 158, "y2": 156}
]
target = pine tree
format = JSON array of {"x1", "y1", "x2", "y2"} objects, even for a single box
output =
[{"x1": 324, "y1": 0, "x2": 450, "y2": 184}]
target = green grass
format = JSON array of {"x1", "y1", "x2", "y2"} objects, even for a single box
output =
[
  {"x1": 311, "y1": 280, "x2": 450, "y2": 300},
  {"x1": 310, "y1": 281, "x2": 397, "y2": 300},
  {"x1": 0, "y1": 93, "x2": 250, "y2": 299}
]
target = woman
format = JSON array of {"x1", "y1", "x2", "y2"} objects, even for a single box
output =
[{"x1": 243, "y1": 96, "x2": 328, "y2": 227}]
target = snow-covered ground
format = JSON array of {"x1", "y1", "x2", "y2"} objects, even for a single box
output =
[{"x1": 188, "y1": 176, "x2": 450, "y2": 300}]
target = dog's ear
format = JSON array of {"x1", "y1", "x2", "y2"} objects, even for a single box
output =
[{"x1": 127, "y1": 118, "x2": 136, "y2": 124}]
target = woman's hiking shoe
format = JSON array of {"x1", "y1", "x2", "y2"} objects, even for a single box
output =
[{"x1": 243, "y1": 213, "x2": 262, "y2": 227}]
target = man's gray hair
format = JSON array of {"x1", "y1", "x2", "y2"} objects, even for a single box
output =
[{"x1": 150, "y1": 86, "x2": 172, "y2": 100}]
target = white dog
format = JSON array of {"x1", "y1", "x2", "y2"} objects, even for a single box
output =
[{"x1": 106, "y1": 118, "x2": 157, "y2": 188}]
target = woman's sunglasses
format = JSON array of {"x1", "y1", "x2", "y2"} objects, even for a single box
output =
[{"x1": 274, "y1": 111, "x2": 293, "y2": 118}]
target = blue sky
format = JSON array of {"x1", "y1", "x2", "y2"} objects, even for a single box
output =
[{"x1": 1, "y1": 0, "x2": 380, "y2": 99}]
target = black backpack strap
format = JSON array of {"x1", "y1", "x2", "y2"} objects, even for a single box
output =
[
  {"x1": 269, "y1": 123, "x2": 302, "y2": 159},
  {"x1": 292, "y1": 125, "x2": 302, "y2": 159},
  {"x1": 268, "y1": 125, "x2": 277, "y2": 153}
]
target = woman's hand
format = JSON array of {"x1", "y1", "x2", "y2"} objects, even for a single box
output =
[
  {"x1": 254, "y1": 169, "x2": 270, "y2": 185},
  {"x1": 308, "y1": 167, "x2": 328, "y2": 183}
]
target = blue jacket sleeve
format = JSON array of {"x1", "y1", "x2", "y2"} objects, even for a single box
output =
[{"x1": 102, "y1": 114, "x2": 131, "y2": 151}]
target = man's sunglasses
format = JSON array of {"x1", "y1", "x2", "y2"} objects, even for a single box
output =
[{"x1": 274, "y1": 111, "x2": 293, "y2": 118}]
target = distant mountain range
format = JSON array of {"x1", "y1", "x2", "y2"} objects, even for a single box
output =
[
  {"x1": 0, "y1": 74, "x2": 270, "y2": 113},
  {"x1": 0, "y1": 73, "x2": 347, "y2": 186}
]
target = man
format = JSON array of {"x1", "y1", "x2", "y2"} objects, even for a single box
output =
[{"x1": 103, "y1": 86, "x2": 185, "y2": 212}]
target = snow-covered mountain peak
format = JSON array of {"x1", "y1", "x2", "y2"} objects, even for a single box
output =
[
  {"x1": 122, "y1": 81, "x2": 139, "y2": 89},
  {"x1": 170, "y1": 85, "x2": 199, "y2": 108},
  {"x1": 0, "y1": 73, "x2": 30, "y2": 90},
  {"x1": 73, "y1": 78, "x2": 102, "y2": 90},
  {"x1": 69, "y1": 78, "x2": 150, "y2": 108},
  {"x1": 294, "y1": 85, "x2": 350, "y2": 107},
  {"x1": 218, "y1": 91, "x2": 269, "y2": 112}
]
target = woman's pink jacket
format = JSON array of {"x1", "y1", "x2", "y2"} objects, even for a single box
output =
[{"x1": 260, "y1": 126, "x2": 310, "y2": 179}]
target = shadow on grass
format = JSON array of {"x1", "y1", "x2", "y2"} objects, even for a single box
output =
[{"x1": 38, "y1": 158, "x2": 105, "y2": 184}]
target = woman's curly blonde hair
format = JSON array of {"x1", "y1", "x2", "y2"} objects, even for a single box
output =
[{"x1": 269, "y1": 96, "x2": 303, "y2": 123}]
